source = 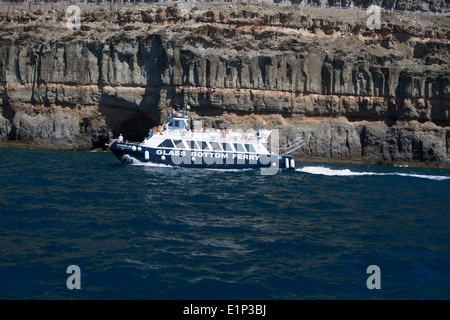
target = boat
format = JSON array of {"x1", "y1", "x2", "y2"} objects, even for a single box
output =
[{"x1": 106, "y1": 106, "x2": 296, "y2": 171}]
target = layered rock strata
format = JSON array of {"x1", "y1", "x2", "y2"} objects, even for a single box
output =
[{"x1": 0, "y1": 3, "x2": 449, "y2": 165}]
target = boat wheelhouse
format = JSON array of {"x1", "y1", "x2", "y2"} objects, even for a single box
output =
[{"x1": 107, "y1": 109, "x2": 296, "y2": 171}]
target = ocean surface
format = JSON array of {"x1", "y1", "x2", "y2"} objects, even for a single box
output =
[{"x1": 0, "y1": 147, "x2": 449, "y2": 300}]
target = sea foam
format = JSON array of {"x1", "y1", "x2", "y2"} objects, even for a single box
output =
[{"x1": 296, "y1": 166, "x2": 450, "y2": 181}]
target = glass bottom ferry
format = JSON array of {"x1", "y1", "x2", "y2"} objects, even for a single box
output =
[{"x1": 107, "y1": 109, "x2": 296, "y2": 172}]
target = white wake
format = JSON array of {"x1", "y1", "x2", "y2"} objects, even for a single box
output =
[{"x1": 296, "y1": 166, "x2": 450, "y2": 181}]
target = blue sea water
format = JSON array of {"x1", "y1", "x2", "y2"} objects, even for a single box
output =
[{"x1": 0, "y1": 147, "x2": 449, "y2": 300}]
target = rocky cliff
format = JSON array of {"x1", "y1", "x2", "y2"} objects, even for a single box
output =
[
  {"x1": 293, "y1": 0, "x2": 449, "y2": 13},
  {"x1": 0, "y1": 3, "x2": 449, "y2": 166}
]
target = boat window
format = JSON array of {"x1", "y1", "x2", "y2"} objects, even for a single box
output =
[
  {"x1": 158, "y1": 139, "x2": 174, "y2": 148},
  {"x1": 186, "y1": 140, "x2": 199, "y2": 150},
  {"x1": 222, "y1": 143, "x2": 232, "y2": 152},
  {"x1": 245, "y1": 144, "x2": 256, "y2": 153},
  {"x1": 201, "y1": 141, "x2": 210, "y2": 150},
  {"x1": 168, "y1": 119, "x2": 186, "y2": 129},
  {"x1": 234, "y1": 143, "x2": 246, "y2": 152},
  {"x1": 210, "y1": 142, "x2": 222, "y2": 151},
  {"x1": 173, "y1": 140, "x2": 184, "y2": 148}
]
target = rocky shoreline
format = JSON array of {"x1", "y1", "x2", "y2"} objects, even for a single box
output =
[{"x1": 0, "y1": 3, "x2": 449, "y2": 166}]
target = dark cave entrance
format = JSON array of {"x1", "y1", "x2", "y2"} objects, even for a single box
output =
[
  {"x1": 119, "y1": 115, "x2": 157, "y2": 142},
  {"x1": 99, "y1": 105, "x2": 159, "y2": 144}
]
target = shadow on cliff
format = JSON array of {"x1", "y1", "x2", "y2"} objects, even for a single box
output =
[
  {"x1": 0, "y1": 101, "x2": 16, "y2": 141},
  {"x1": 97, "y1": 34, "x2": 170, "y2": 143}
]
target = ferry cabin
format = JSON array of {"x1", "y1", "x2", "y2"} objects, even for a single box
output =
[{"x1": 142, "y1": 114, "x2": 270, "y2": 154}]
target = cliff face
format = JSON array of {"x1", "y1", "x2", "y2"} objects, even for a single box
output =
[
  {"x1": 294, "y1": 0, "x2": 449, "y2": 13},
  {"x1": 0, "y1": 3, "x2": 449, "y2": 165}
]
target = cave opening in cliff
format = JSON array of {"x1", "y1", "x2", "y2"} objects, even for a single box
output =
[
  {"x1": 98, "y1": 105, "x2": 159, "y2": 144},
  {"x1": 119, "y1": 115, "x2": 157, "y2": 143}
]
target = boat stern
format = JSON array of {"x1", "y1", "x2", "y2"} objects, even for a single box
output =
[{"x1": 280, "y1": 155, "x2": 296, "y2": 170}]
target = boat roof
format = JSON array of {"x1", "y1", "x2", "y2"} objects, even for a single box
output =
[
  {"x1": 147, "y1": 108, "x2": 271, "y2": 144},
  {"x1": 167, "y1": 114, "x2": 188, "y2": 120}
]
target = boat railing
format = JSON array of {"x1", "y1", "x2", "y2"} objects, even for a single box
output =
[
  {"x1": 278, "y1": 137, "x2": 306, "y2": 155},
  {"x1": 141, "y1": 126, "x2": 272, "y2": 145},
  {"x1": 105, "y1": 138, "x2": 142, "y2": 146}
]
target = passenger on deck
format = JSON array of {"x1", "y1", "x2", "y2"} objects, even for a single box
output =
[{"x1": 119, "y1": 134, "x2": 123, "y2": 143}]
